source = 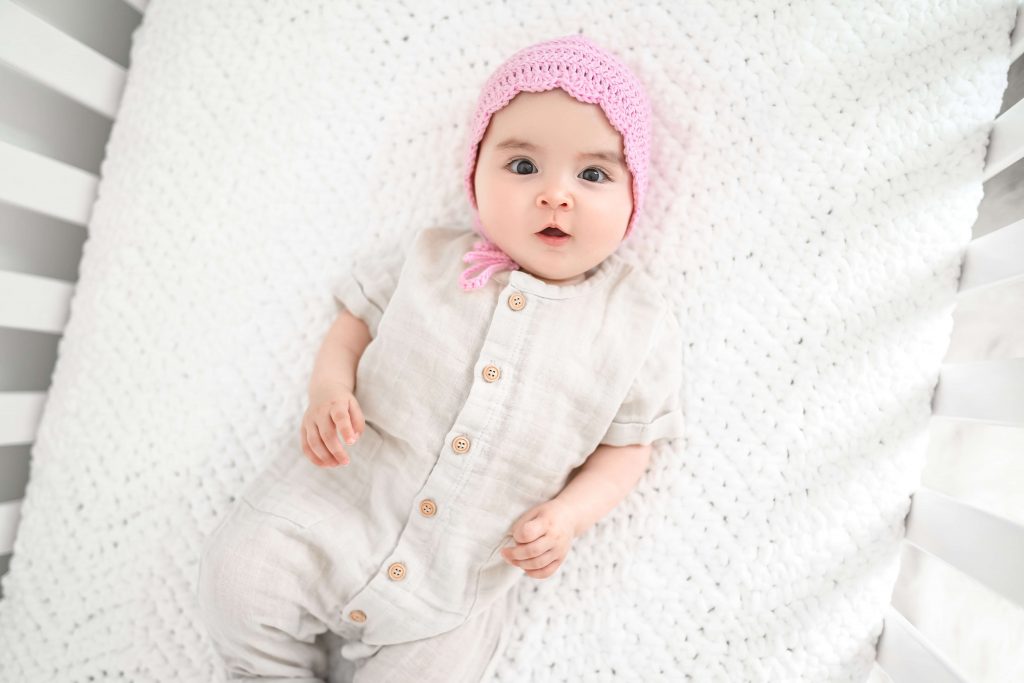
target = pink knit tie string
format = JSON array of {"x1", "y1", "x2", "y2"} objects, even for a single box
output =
[{"x1": 459, "y1": 239, "x2": 520, "y2": 291}]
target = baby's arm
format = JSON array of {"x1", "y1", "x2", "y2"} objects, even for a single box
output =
[
  {"x1": 555, "y1": 442, "x2": 653, "y2": 538},
  {"x1": 308, "y1": 309, "x2": 372, "y2": 398},
  {"x1": 500, "y1": 442, "x2": 652, "y2": 578},
  {"x1": 302, "y1": 309, "x2": 373, "y2": 464}
]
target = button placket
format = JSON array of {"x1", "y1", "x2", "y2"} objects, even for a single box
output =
[{"x1": 344, "y1": 282, "x2": 536, "y2": 634}]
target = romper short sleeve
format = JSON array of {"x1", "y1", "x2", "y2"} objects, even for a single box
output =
[
  {"x1": 599, "y1": 306, "x2": 686, "y2": 447},
  {"x1": 331, "y1": 233, "x2": 409, "y2": 339}
]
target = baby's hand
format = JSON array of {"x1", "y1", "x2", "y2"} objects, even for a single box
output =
[
  {"x1": 500, "y1": 499, "x2": 575, "y2": 579},
  {"x1": 300, "y1": 382, "x2": 365, "y2": 468}
]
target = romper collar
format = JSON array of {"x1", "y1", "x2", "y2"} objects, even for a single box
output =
[{"x1": 489, "y1": 250, "x2": 628, "y2": 300}]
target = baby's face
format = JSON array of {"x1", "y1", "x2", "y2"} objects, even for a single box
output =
[{"x1": 473, "y1": 89, "x2": 633, "y2": 286}]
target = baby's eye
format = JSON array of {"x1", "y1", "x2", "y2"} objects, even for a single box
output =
[
  {"x1": 579, "y1": 167, "x2": 610, "y2": 183},
  {"x1": 507, "y1": 158, "x2": 537, "y2": 175},
  {"x1": 505, "y1": 159, "x2": 611, "y2": 183}
]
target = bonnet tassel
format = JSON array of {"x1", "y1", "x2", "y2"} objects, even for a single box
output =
[{"x1": 459, "y1": 239, "x2": 520, "y2": 291}]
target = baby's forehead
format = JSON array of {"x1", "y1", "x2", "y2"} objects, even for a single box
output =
[{"x1": 484, "y1": 103, "x2": 626, "y2": 165}]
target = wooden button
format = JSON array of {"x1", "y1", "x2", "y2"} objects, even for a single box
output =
[
  {"x1": 482, "y1": 364, "x2": 501, "y2": 382},
  {"x1": 419, "y1": 499, "x2": 437, "y2": 517},
  {"x1": 348, "y1": 609, "x2": 367, "y2": 623},
  {"x1": 507, "y1": 291, "x2": 526, "y2": 311},
  {"x1": 451, "y1": 435, "x2": 471, "y2": 454},
  {"x1": 387, "y1": 562, "x2": 406, "y2": 581}
]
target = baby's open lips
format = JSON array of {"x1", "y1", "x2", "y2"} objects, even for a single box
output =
[{"x1": 537, "y1": 226, "x2": 570, "y2": 237}]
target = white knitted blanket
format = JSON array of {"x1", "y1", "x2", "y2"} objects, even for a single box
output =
[{"x1": 0, "y1": 1, "x2": 1018, "y2": 681}]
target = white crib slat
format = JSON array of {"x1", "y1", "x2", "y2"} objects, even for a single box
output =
[
  {"x1": 903, "y1": 486, "x2": 1024, "y2": 610},
  {"x1": 0, "y1": 269, "x2": 74, "y2": 334},
  {"x1": 0, "y1": 498, "x2": 24, "y2": 556},
  {"x1": 0, "y1": 391, "x2": 46, "y2": 447},
  {"x1": 983, "y1": 94, "x2": 1024, "y2": 181},
  {"x1": 930, "y1": 358, "x2": 1024, "y2": 426},
  {"x1": 0, "y1": 0, "x2": 127, "y2": 119},
  {"x1": 956, "y1": 217, "x2": 1024, "y2": 292},
  {"x1": 0, "y1": 140, "x2": 98, "y2": 227},
  {"x1": 875, "y1": 605, "x2": 968, "y2": 683}
]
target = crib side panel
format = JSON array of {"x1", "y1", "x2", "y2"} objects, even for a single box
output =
[
  {"x1": 875, "y1": 7, "x2": 1024, "y2": 682},
  {"x1": 0, "y1": 0, "x2": 147, "y2": 598}
]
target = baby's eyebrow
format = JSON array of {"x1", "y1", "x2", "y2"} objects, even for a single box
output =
[{"x1": 495, "y1": 138, "x2": 625, "y2": 169}]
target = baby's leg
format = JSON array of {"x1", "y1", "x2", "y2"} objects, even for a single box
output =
[
  {"x1": 196, "y1": 497, "x2": 337, "y2": 682},
  {"x1": 349, "y1": 586, "x2": 517, "y2": 683}
]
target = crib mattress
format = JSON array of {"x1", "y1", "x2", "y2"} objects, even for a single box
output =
[{"x1": 0, "y1": 0, "x2": 1019, "y2": 681}]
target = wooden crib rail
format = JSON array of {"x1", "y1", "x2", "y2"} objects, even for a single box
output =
[
  {"x1": 0, "y1": 2, "x2": 128, "y2": 118},
  {"x1": 957, "y1": 218, "x2": 1024, "y2": 292},
  {"x1": 875, "y1": 606, "x2": 968, "y2": 683},
  {"x1": 932, "y1": 358, "x2": 1024, "y2": 425},
  {"x1": 877, "y1": 481, "x2": 1024, "y2": 682},
  {"x1": 904, "y1": 487, "x2": 1024, "y2": 611},
  {"x1": 0, "y1": 0, "x2": 144, "y2": 577},
  {"x1": 873, "y1": 7, "x2": 1024, "y2": 682},
  {"x1": 0, "y1": 140, "x2": 100, "y2": 227},
  {"x1": 0, "y1": 267, "x2": 74, "y2": 335}
]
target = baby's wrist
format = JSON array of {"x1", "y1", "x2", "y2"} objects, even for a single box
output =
[
  {"x1": 552, "y1": 494, "x2": 584, "y2": 538},
  {"x1": 308, "y1": 377, "x2": 354, "y2": 401}
]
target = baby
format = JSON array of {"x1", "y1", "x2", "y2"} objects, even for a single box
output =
[{"x1": 197, "y1": 34, "x2": 685, "y2": 683}]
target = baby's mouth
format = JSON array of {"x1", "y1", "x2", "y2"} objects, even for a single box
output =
[{"x1": 538, "y1": 227, "x2": 569, "y2": 237}]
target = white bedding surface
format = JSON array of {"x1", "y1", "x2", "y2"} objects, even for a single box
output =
[{"x1": 0, "y1": 1, "x2": 1019, "y2": 681}]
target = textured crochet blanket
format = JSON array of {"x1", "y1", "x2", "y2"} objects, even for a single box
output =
[{"x1": 0, "y1": 1, "x2": 1018, "y2": 681}]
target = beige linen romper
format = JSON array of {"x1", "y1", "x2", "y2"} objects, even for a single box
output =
[{"x1": 196, "y1": 226, "x2": 686, "y2": 682}]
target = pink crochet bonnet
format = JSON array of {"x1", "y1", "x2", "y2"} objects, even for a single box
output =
[{"x1": 459, "y1": 34, "x2": 653, "y2": 291}]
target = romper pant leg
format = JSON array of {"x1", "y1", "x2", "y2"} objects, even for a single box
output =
[
  {"x1": 348, "y1": 584, "x2": 518, "y2": 683},
  {"x1": 196, "y1": 497, "x2": 335, "y2": 682}
]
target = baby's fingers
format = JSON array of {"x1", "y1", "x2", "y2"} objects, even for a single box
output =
[
  {"x1": 524, "y1": 556, "x2": 563, "y2": 580},
  {"x1": 301, "y1": 437, "x2": 329, "y2": 468},
  {"x1": 347, "y1": 398, "x2": 366, "y2": 439},
  {"x1": 310, "y1": 423, "x2": 347, "y2": 467},
  {"x1": 330, "y1": 403, "x2": 360, "y2": 446}
]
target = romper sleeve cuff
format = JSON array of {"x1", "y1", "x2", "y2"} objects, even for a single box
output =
[
  {"x1": 597, "y1": 306, "x2": 686, "y2": 449},
  {"x1": 599, "y1": 409, "x2": 686, "y2": 447},
  {"x1": 333, "y1": 269, "x2": 385, "y2": 339},
  {"x1": 330, "y1": 231, "x2": 411, "y2": 339}
]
